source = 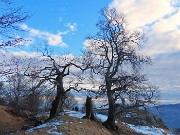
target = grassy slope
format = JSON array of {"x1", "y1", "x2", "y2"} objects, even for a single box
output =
[
  {"x1": 0, "y1": 105, "x2": 25, "y2": 135},
  {"x1": 16, "y1": 115, "x2": 143, "y2": 135},
  {"x1": 0, "y1": 105, "x2": 143, "y2": 135}
]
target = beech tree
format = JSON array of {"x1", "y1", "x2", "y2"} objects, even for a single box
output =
[{"x1": 84, "y1": 8, "x2": 158, "y2": 131}]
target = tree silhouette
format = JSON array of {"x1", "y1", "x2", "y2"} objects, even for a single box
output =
[{"x1": 84, "y1": 8, "x2": 158, "y2": 131}]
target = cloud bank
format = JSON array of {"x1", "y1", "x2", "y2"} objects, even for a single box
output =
[
  {"x1": 109, "y1": 0, "x2": 180, "y2": 55},
  {"x1": 109, "y1": 0, "x2": 180, "y2": 94},
  {"x1": 21, "y1": 22, "x2": 77, "y2": 47}
]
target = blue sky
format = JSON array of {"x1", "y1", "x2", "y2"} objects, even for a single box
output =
[
  {"x1": 14, "y1": 0, "x2": 112, "y2": 54},
  {"x1": 2, "y1": 0, "x2": 180, "y2": 104}
]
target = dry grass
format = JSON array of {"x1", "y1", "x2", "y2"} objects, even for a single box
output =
[
  {"x1": 16, "y1": 115, "x2": 143, "y2": 135},
  {"x1": 58, "y1": 116, "x2": 112, "y2": 135},
  {"x1": 0, "y1": 105, "x2": 25, "y2": 135},
  {"x1": 0, "y1": 105, "x2": 143, "y2": 135}
]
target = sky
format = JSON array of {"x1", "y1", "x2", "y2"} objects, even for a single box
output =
[
  {"x1": 2, "y1": 0, "x2": 180, "y2": 104},
  {"x1": 13, "y1": 0, "x2": 112, "y2": 54}
]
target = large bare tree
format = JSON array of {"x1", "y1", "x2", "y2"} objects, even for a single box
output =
[
  {"x1": 24, "y1": 45, "x2": 88, "y2": 119},
  {"x1": 84, "y1": 8, "x2": 158, "y2": 131}
]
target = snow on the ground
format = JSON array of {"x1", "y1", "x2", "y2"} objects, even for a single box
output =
[
  {"x1": 64, "y1": 110, "x2": 85, "y2": 118},
  {"x1": 96, "y1": 113, "x2": 107, "y2": 122},
  {"x1": 26, "y1": 120, "x2": 65, "y2": 135},
  {"x1": 25, "y1": 110, "x2": 173, "y2": 135},
  {"x1": 125, "y1": 123, "x2": 174, "y2": 135},
  {"x1": 65, "y1": 110, "x2": 108, "y2": 122},
  {"x1": 47, "y1": 126, "x2": 64, "y2": 135},
  {"x1": 65, "y1": 110, "x2": 174, "y2": 135}
]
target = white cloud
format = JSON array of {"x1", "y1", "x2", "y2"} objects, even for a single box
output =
[
  {"x1": 11, "y1": 51, "x2": 40, "y2": 58},
  {"x1": 151, "y1": 8, "x2": 180, "y2": 33},
  {"x1": 109, "y1": 0, "x2": 180, "y2": 56},
  {"x1": 66, "y1": 23, "x2": 77, "y2": 31},
  {"x1": 83, "y1": 39, "x2": 94, "y2": 50},
  {"x1": 144, "y1": 30, "x2": 180, "y2": 55},
  {"x1": 106, "y1": 0, "x2": 180, "y2": 95},
  {"x1": 21, "y1": 24, "x2": 66, "y2": 47},
  {"x1": 47, "y1": 34, "x2": 65, "y2": 46},
  {"x1": 29, "y1": 28, "x2": 41, "y2": 36},
  {"x1": 142, "y1": 8, "x2": 180, "y2": 55},
  {"x1": 21, "y1": 24, "x2": 28, "y2": 30},
  {"x1": 20, "y1": 23, "x2": 78, "y2": 47},
  {"x1": 109, "y1": 0, "x2": 174, "y2": 28},
  {"x1": 146, "y1": 52, "x2": 180, "y2": 92}
]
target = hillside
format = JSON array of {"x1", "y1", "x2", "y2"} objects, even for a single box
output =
[
  {"x1": 15, "y1": 115, "x2": 143, "y2": 135},
  {"x1": 0, "y1": 105, "x2": 174, "y2": 135},
  {"x1": 0, "y1": 105, "x2": 141, "y2": 135},
  {"x1": 0, "y1": 105, "x2": 25, "y2": 135},
  {"x1": 149, "y1": 103, "x2": 180, "y2": 129}
]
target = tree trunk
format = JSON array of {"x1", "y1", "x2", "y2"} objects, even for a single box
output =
[
  {"x1": 48, "y1": 75, "x2": 66, "y2": 119},
  {"x1": 82, "y1": 96, "x2": 98, "y2": 121},
  {"x1": 103, "y1": 86, "x2": 118, "y2": 131}
]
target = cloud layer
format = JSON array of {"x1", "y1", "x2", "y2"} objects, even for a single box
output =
[
  {"x1": 109, "y1": 0, "x2": 180, "y2": 95},
  {"x1": 109, "y1": 0, "x2": 180, "y2": 55},
  {"x1": 21, "y1": 22, "x2": 77, "y2": 47}
]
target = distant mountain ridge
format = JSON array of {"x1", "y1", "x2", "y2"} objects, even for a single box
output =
[{"x1": 149, "y1": 103, "x2": 180, "y2": 129}]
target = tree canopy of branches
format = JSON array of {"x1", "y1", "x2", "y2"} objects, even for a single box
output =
[
  {"x1": 0, "y1": 0, "x2": 29, "y2": 48},
  {"x1": 0, "y1": 0, "x2": 30, "y2": 77},
  {"x1": 24, "y1": 45, "x2": 88, "y2": 120},
  {"x1": 84, "y1": 8, "x2": 159, "y2": 131},
  {"x1": 6, "y1": 74, "x2": 45, "y2": 112},
  {"x1": 0, "y1": 57, "x2": 47, "y2": 113}
]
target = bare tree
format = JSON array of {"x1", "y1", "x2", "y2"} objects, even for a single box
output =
[
  {"x1": 84, "y1": 8, "x2": 158, "y2": 131},
  {"x1": 4, "y1": 72, "x2": 45, "y2": 113},
  {"x1": 0, "y1": 55, "x2": 46, "y2": 113},
  {"x1": 82, "y1": 96, "x2": 98, "y2": 121},
  {"x1": 0, "y1": 81, "x2": 6, "y2": 105},
  {"x1": 0, "y1": 0, "x2": 29, "y2": 48},
  {"x1": 0, "y1": 0, "x2": 30, "y2": 80},
  {"x1": 24, "y1": 44, "x2": 88, "y2": 120}
]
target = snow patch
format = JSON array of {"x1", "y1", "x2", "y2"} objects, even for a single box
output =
[
  {"x1": 26, "y1": 121, "x2": 64, "y2": 134},
  {"x1": 26, "y1": 110, "x2": 173, "y2": 135},
  {"x1": 65, "y1": 110, "x2": 174, "y2": 135},
  {"x1": 96, "y1": 114, "x2": 107, "y2": 122},
  {"x1": 47, "y1": 126, "x2": 64, "y2": 135},
  {"x1": 27, "y1": 123, "x2": 48, "y2": 132},
  {"x1": 126, "y1": 123, "x2": 173, "y2": 135},
  {"x1": 65, "y1": 110, "x2": 85, "y2": 118}
]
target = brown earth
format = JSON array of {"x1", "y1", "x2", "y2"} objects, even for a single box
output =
[
  {"x1": 16, "y1": 115, "x2": 143, "y2": 135},
  {"x1": 0, "y1": 105, "x2": 25, "y2": 135},
  {"x1": 0, "y1": 105, "x2": 143, "y2": 135}
]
